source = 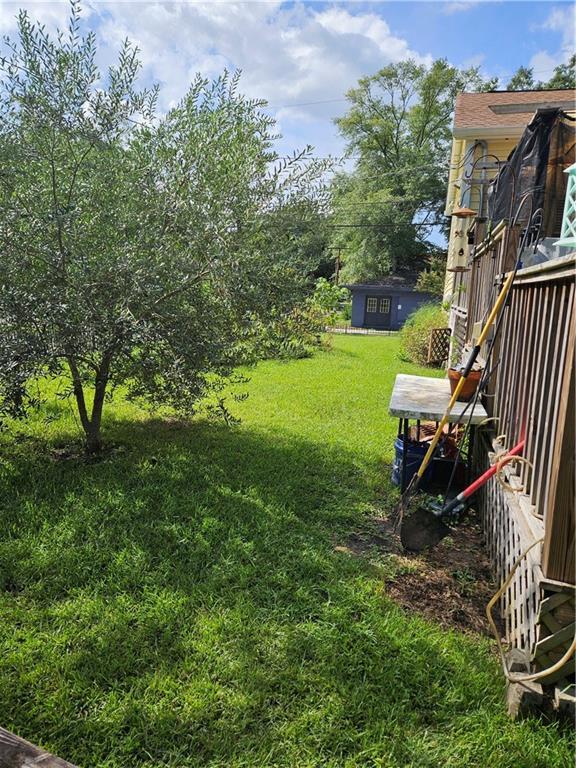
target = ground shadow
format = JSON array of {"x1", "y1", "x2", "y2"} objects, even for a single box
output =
[{"x1": 0, "y1": 417, "x2": 570, "y2": 767}]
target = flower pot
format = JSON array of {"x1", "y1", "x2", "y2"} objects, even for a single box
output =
[{"x1": 448, "y1": 367, "x2": 482, "y2": 402}]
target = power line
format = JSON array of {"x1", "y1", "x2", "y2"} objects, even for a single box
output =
[{"x1": 267, "y1": 64, "x2": 571, "y2": 110}]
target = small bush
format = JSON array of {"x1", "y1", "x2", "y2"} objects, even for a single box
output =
[
  {"x1": 251, "y1": 305, "x2": 327, "y2": 360},
  {"x1": 340, "y1": 300, "x2": 352, "y2": 321},
  {"x1": 399, "y1": 303, "x2": 448, "y2": 366}
]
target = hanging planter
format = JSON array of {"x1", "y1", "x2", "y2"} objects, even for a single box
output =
[{"x1": 448, "y1": 367, "x2": 483, "y2": 402}]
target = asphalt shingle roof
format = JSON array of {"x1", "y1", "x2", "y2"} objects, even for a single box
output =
[{"x1": 453, "y1": 89, "x2": 576, "y2": 135}]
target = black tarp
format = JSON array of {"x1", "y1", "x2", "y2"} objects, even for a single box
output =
[{"x1": 487, "y1": 109, "x2": 576, "y2": 235}]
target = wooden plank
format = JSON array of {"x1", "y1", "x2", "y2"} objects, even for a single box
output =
[
  {"x1": 0, "y1": 727, "x2": 76, "y2": 767},
  {"x1": 539, "y1": 591, "x2": 573, "y2": 614},
  {"x1": 520, "y1": 283, "x2": 546, "y2": 494},
  {"x1": 535, "y1": 622, "x2": 575, "y2": 655},
  {"x1": 538, "y1": 284, "x2": 573, "y2": 518},
  {"x1": 518, "y1": 285, "x2": 541, "y2": 489},
  {"x1": 510, "y1": 286, "x2": 528, "y2": 447},
  {"x1": 542, "y1": 305, "x2": 576, "y2": 584},
  {"x1": 512, "y1": 254, "x2": 576, "y2": 285},
  {"x1": 388, "y1": 374, "x2": 488, "y2": 423},
  {"x1": 525, "y1": 284, "x2": 553, "y2": 506},
  {"x1": 540, "y1": 610, "x2": 563, "y2": 635},
  {"x1": 530, "y1": 283, "x2": 560, "y2": 511},
  {"x1": 534, "y1": 658, "x2": 576, "y2": 686},
  {"x1": 515, "y1": 286, "x2": 535, "y2": 468}
]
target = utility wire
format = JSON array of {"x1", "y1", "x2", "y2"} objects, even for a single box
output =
[{"x1": 267, "y1": 65, "x2": 570, "y2": 110}]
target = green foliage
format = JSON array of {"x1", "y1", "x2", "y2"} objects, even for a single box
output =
[
  {"x1": 399, "y1": 303, "x2": 449, "y2": 367},
  {"x1": 331, "y1": 178, "x2": 434, "y2": 283},
  {"x1": 311, "y1": 278, "x2": 348, "y2": 313},
  {"x1": 0, "y1": 336, "x2": 572, "y2": 767},
  {"x1": 541, "y1": 54, "x2": 576, "y2": 90},
  {"x1": 507, "y1": 56, "x2": 576, "y2": 91},
  {"x1": 309, "y1": 278, "x2": 350, "y2": 325},
  {"x1": 252, "y1": 278, "x2": 351, "y2": 359},
  {"x1": 332, "y1": 59, "x2": 493, "y2": 283},
  {"x1": 0, "y1": 2, "x2": 330, "y2": 451},
  {"x1": 416, "y1": 255, "x2": 448, "y2": 297},
  {"x1": 506, "y1": 66, "x2": 535, "y2": 91},
  {"x1": 248, "y1": 304, "x2": 327, "y2": 360},
  {"x1": 341, "y1": 299, "x2": 352, "y2": 321}
]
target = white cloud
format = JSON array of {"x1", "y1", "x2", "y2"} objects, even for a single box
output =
[
  {"x1": 0, "y1": 1, "x2": 432, "y2": 158},
  {"x1": 442, "y1": 2, "x2": 480, "y2": 15},
  {"x1": 530, "y1": 4, "x2": 576, "y2": 77},
  {"x1": 0, "y1": 1, "x2": 76, "y2": 35}
]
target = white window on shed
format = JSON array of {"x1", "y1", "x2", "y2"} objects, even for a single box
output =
[
  {"x1": 366, "y1": 297, "x2": 377, "y2": 312},
  {"x1": 380, "y1": 298, "x2": 390, "y2": 313}
]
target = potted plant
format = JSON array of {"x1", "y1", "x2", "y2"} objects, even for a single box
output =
[{"x1": 448, "y1": 350, "x2": 483, "y2": 402}]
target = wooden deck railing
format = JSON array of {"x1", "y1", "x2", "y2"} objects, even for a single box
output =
[
  {"x1": 464, "y1": 221, "x2": 520, "y2": 363},
  {"x1": 493, "y1": 256, "x2": 575, "y2": 577},
  {"x1": 463, "y1": 249, "x2": 575, "y2": 581},
  {"x1": 454, "y1": 236, "x2": 575, "y2": 669}
]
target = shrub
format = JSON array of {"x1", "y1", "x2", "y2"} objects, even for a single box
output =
[
  {"x1": 309, "y1": 279, "x2": 351, "y2": 326},
  {"x1": 416, "y1": 255, "x2": 447, "y2": 297},
  {"x1": 249, "y1": 305, "x2": 327, "y2": 360},
  {"x1": 399, "y1": 304, "x2": 448, "y2": 366}
]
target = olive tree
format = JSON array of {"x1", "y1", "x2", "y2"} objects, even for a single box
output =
[{"x1": 0, "y1": 3, "x2": 329, "y2": 452}]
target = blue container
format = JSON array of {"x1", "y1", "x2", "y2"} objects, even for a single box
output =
[{"x1": 391, "y1": 437, "x2": 435, "y2": 487}]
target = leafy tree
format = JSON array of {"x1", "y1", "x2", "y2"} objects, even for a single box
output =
[
  {"x1": 507, "y1": 66, "x2": 535, "y2": 91},
  {"x1": 539, "y1": 54, "x2": 576, "y2": 90},
  {"x1": 507, "y1": 56, "x2": 576, "y2": 90},
  {"x1": 0, "y1": 2, "x2": 329, "y2": 452},
  {"x1": 332, "y1": 59, "x2": 490, "y2": 283}
]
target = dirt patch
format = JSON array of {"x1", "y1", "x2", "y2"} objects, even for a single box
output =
[
  {"x1": 337, "y1": 513, "x2": 501, "y2": 637},
  {"x1": 334, "y1": 516, "x2": 401, "y2": 558}
]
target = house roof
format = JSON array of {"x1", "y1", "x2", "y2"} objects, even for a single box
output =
[
  {"x1": 345, "y1": 276, "x2": 429, "y2": 293},
  {"x1": 453, "y1": 89, "x2": 576, "y2": 138}
]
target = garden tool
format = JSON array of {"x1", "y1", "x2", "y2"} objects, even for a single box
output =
[
  {"x1": 394, "y1": 264, "x2": 517, "y2": 530},
  {"x1": 400, "y1": 439, "x2": 525, "y2": 552}
]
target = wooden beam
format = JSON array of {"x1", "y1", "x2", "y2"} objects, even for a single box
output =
[{"x1": 0, "y1": 727, "x2": 77, "y2": 768}]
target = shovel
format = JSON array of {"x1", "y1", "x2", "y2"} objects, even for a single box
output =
[
  {"x1": 400, "y1": 439, "x2": 525, "y2": 552},
  {"x1": 394, "y1": 265, "x2": 517, "y2": 530}
]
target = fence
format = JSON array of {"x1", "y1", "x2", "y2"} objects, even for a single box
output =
[{"x1": 455, "y1": 227, "x2": 575, "y2": 685}]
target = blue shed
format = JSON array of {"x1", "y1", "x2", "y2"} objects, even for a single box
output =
[{"x1": 346, "y1": 279, "x2": 434, "y2": 331}]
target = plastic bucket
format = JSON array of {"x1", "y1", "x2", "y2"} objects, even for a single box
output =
[{"x1": 391, "y1": 437, "x2": 435, "y2": 487}]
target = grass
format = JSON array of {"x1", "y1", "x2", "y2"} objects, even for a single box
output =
[{"x1": 0, "y1": 335, "x2": 572, "y2": 767}]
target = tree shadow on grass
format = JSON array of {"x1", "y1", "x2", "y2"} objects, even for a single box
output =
[{"x1": 0, "y1": 418, "x2": 571, "y2": 767}]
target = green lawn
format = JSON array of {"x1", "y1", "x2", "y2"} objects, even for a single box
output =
[{"x1": 0, "y1": 335, "x2": 571, "y2": 767}]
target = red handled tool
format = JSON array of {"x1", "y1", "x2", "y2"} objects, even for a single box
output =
[
  {"x1": 441, "y1": 438, "x2": 525, "y2": 516},
  {"x1": 400, "y1": 439, "x2": 526, "y2": 552}
]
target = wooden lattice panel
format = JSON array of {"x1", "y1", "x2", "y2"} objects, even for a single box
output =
[
  {"x1": 534, "y1": 583, "x2": 576, "y2": 686},
  {"x1": 474, "y1": 435, "x2": 543, "y2": 655},
  {"x1": 427, "y1": 327, "x2": 451, "y2": 366}
]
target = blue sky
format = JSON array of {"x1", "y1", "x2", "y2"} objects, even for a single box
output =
[{"x1": 0, "y1": 0, "x2": 573, "y2": 160}]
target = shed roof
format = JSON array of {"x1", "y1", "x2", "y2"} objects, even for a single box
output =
[
  {"x1": 453, "y1": 89, "x2": 576, "y2": 138},
  {"x1": 345, "y1": 277, "x2": 429, "y2": 293}
]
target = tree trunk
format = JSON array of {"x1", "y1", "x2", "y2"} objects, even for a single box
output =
[
  {"x1": 67, "y1": 353, "x2": 112, "y2": 454},
  {"x1": 86, "y1": 354, "x2": 111, "y2": 454},
  {"x1": 85, "y1": 425, "x2": 103, "y2": 455}
]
